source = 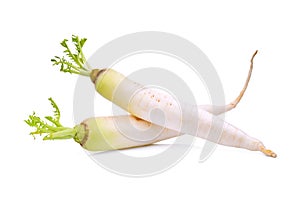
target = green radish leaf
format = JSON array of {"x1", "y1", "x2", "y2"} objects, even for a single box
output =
[
  {"x1": 24, "y1": 98, "x2": 66, "y2": 139},
  {"x1": 52, "y1": 35, "x2": 90, "y2": 76},
  {"x1": 48, "y1": 97, "x2": 60, "y2": 121}
]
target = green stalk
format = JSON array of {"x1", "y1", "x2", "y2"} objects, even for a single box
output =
[
  {"x1": 52, "y1": 35, "x2": 91, "y2": 76},
  {"x1": 25, "y1": 98, "x2": 86, "y2": 143}
]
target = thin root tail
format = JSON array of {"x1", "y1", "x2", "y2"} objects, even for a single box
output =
[{"x1": 259, "y1": 146, "x2": 277, "y2": 158}]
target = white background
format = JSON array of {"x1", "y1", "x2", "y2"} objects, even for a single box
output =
[{"x1": 1, "y1": 0, "x2": 299, "y2": 204}]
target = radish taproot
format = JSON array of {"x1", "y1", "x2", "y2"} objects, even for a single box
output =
[
  {"x1": 50, "y1": 35, "x2": 276, "y2": 157},
  {"x1": 25, "y1": 94, "x2": 246, "y2": 152}
]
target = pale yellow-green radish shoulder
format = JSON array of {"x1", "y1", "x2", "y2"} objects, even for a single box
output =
[
  {"x1": 81, "y1": 117, "x2": 121, "y2": 151},
  {"x1": 92, "y1": 68, "x2": 144, "y2": 110},
  {"x1": 92, "y1": 69, "x2": 126, "y2": 101}
]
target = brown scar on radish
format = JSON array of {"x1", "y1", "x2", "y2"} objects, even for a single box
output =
[
  {"x1": 79, "y1": 122, "x2": 89, "y2": 146},
  {"x1": 131, "y1": 115, "x2": 151, "y2": 127},
  {"x1": 90, "y1": 68, "x2": 107, "y2": 83},
  {"x1": 132, "y1": 115, "x2": 143, "y2": 121}
]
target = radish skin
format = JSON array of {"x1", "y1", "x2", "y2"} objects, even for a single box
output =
[
  {"x1": 88, "y1": 53, "x2": 276, "y2": 157},
  {"x1": 25, "y1": 98, "x2": 242, "y2": 152},
  {"x1": 90, "y1": 68, "x2": 276, "y2": 157},
  {"x1": 79, "y1": 115, "x2": 180, "y2": 151},
  {"x1": 50, "y1": 36, "x2": 276, "y2": 157},
  {"x1": 81, "y1": 115, "x2": 275, "y2": 158}
]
